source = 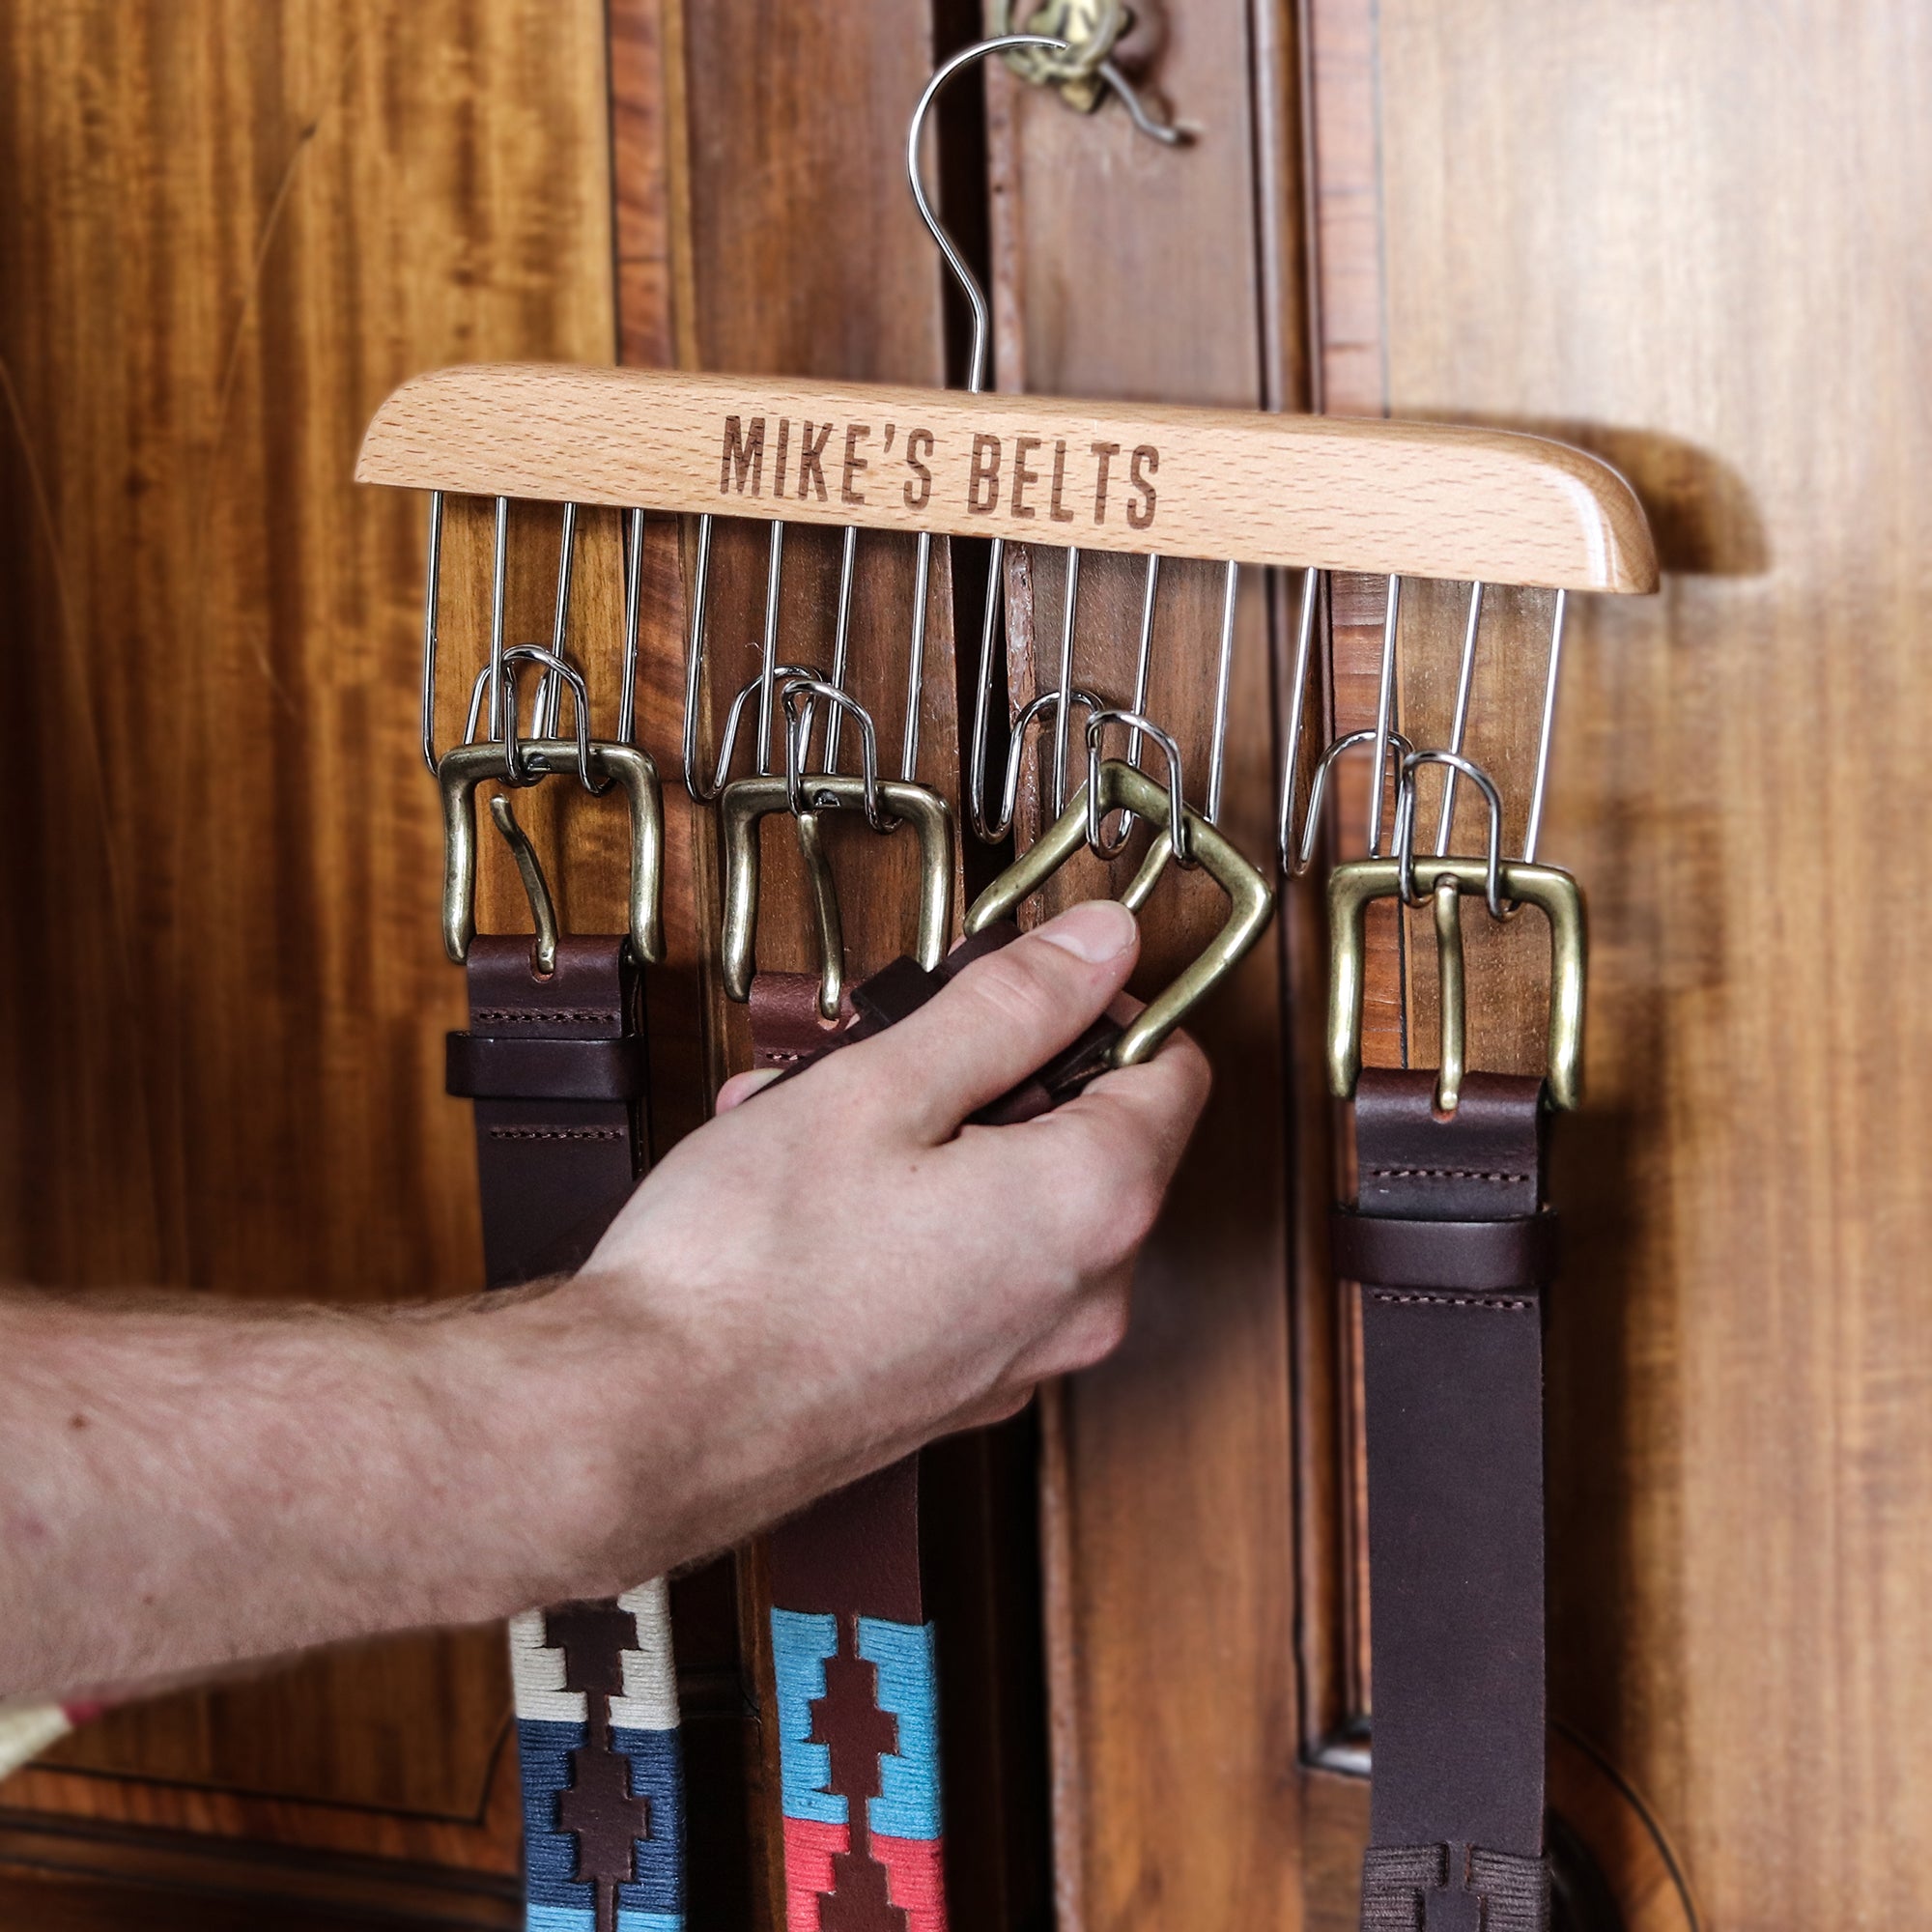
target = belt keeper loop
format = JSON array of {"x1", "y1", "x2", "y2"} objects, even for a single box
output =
[
  {"x1": 445, "y1": 1033, "x2": 648, "y2": 1103},
  {"x1": 1329, "y1": 1208, "x2": 1558, "y2": 1293}
]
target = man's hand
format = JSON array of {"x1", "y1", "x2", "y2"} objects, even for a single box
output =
[
  {"x1": 546, "y1": 898, "x2": 1209, "y2": 1590},
  {"x1": 0, "y1": 900, "x2": 1207, "y2": 1696}
]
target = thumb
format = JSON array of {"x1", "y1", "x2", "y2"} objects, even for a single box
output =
[{"x1": 854, "y1": 900, "x2": 1140, "y2": 1139}]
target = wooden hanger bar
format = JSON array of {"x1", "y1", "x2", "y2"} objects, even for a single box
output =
[{"x1": 356, "y1": 365, "x2": 1656, "y2": 593}]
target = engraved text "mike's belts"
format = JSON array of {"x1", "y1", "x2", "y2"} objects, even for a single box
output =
[{"x1": 718, "y1": 416, "x2": 1159, "y2": 531}]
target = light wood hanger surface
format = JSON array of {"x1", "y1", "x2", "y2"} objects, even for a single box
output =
[{"x1": 356, "y1": 363, "x2": 1658, "y2": 593}]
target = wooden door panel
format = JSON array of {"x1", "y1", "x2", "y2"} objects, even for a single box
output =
[
  {"x1": 1365, "y1": 4, "x2": 1932, "y2": 1920},
  {"x1": 0, "y1": 0, "x2": 618, "y2": 1906},
  {"x1": 984, "y1": 8, "x2": 1312, "y2": 1925}
]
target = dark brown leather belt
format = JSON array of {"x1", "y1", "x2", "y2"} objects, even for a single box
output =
[
  {"x1": 1331, "y1": 1068, "x2": 1555, "y2": 1932},
  {"x1": 446, "y1": 935, "x2": 684, "y2": 1932},
  {"x1": 748, "y1": 920, "x2": 1105, "y2": 1932}
]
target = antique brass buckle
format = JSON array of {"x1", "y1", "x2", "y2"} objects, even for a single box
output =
[
  {"x1": 438, "y1": 740, "x2": 665, "y2": 968},
  {"x1": 719, "y1": 776, "x2": 954, "y2": 1012},
  {"x1": 963, "y1": 758, "x2": 1274, "y2": 1069},
  {"x1": 1326, "y1": 856, "x2": 1585, "y2": 1112}
]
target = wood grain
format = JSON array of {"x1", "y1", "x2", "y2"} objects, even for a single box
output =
[
  {"x1": 1293, "y1": 1, "x2": 1932, "y2": 1925},
  {"x1": 649, "y1": 4, "x2": 1064, "y2": 1926},
  {"x1": 1369, "y1": 4, "x2": 1932, "y2": 1923},
  {"x1": 0, "y1": 0, "x2": 619, "y2": 1900},
  {"x1": 355, "y1": 364, "x2": 1658, "y2": 589},
  {"x1": 985, "y1": 5, "x2": 1308, "y2": 1923}
]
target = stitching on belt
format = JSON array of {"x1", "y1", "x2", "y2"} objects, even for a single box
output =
[
  {"x1": 1366, "y1": 1289, "x2": 1535, "y2": 1312},
  {"x1": 1367, "y1": 1166, "x2": 1531, "y2": 1183},
  {"x1": 470, "y1": 1009, "x2": 620, "y2": 1026},
  {"x1": 486, "y1": 1127, "x2": 628, "y2": 1142}
]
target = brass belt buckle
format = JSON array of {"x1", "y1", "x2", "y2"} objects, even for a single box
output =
[
  {"x1": 438, "y1": 739, "x2": 665, "y2": 968},
  {"x1": 719, "y1": 775, "x2": 954, "y2": 1014},
  {"x1": 1326, "y1": 856, "x2": 1586, "y2": 1112},
  {"x1": 963, "y1": 756, "x2": 1274, "y2": 1068}
]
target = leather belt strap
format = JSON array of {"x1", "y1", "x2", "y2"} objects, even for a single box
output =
[
  {"x1": 753, "y1": 919, "x2": 1121, "y2": 1124},
  {"x1": 1333, "y1": 1068, "x2": 1554, "y2": 1932},
  {"x1": 448, "y1": 936, "x2": 684, "y2": 1932},
  {"x1": 750, "y1": 921, "x2": 1093, "y2": 1932}
]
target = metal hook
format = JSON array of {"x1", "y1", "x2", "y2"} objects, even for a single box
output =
[
  {"x1": 618, "y1": 508, "x2": 644, "y2": 749},
  {"x1": 1207, "y1": 560, "x2": 1238, "y2": 824},
  {"x1": 703, "y1": 663, "x2": 821, "y2": 803},
  {"x1": 1366, "y1": 574, "x2": 1402, "y2": 856},
  {"x1": 1433, "y1": 581, "x2": 1485, "y2": 852},
  {"x1": 1086, "y1": 708, "x2": 1191, "y2": 867},
  {"x1": 680, "y1": 503, "x2": 801, "y2": 805},
  {"x1": 682, "y1": 513, "x2": 718, "y2": 801},
  {"x1": 1089, "y1": 554, "x2": 1163, "y2": 857},
  {"x1": 782, "y1": 680, "x2": 896, "y2": 834},
  {"x1": 465, "y1": 644, "x2": 607, "y2": 796},
  {"x1": 825, "y1": 525, "x2": 859, "y2": 774},
  {"x1": 909, "y1": 36, "x2": 1179, "y2": 399},
  {"x1": 534, "y1": 502, "x2": 580, "y2": 738},
  {"x1": 754, "y1": 523, "x2": 785, "y2": 776},
  {"x1": 420, "y1": 496, "x2": 638, "y2": 779},
  {"x1": 1393, "y1": 749, "x2": 1505, "y2": 921},
  {"x1": 1290, "y1": 726, "x2": 1415, "y2": 877},
  {"x1": 1274, "y1": 566, "x2": 1324, "y2": 877},
  {"x1": 421, "y1": 492, "x2": 445, "y2": 777},
  {"x1": 908, "y1": 33, "x2": 1179, "y2": 838},
  {"x1": 487, "y1": 794, "x2": 560, "y2": 977},
  {"x1": 987, "y1": 687, "x2": 1109, "y2": 844},
  {"x1": 1522, "y1": 588, "x2": 1567, "y2": 865},
  {"x1": 1050, "y1": 548, "x2": 1084, "y2": 814}
]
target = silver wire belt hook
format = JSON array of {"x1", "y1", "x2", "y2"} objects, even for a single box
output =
[
  {"x1": 987, "y1": 687, "x2": 1108, "y2": 845},
  {"x1": 1085, "y1": 709, "x2": 1192, "y2": 867},
  {"x1": 1287, "y1": 726, "x2": 1416, "y2": 877},
  {"x1": 782, "y1": 680, "x2": 897, "y2": 834},
  {"x1": 1392, "y1": 749, "x2": 1507, "y2": 921},
  {"x1": 699, "y1": 662, "x2": 820, "y2": 805},
  {"x1": 421, "y1": 495, "x2": 642, "y2": 781},
  {"x1": 464, "y1": 644, "x2": 608, "y2": 797}
]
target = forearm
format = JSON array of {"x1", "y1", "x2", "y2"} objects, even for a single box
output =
[
  {"x1": 0, "y1": 1284, "x2": 681, "y2": 1698},
  {"x1": 0, "y1": 904, "x2": 1208, "y2": 1698}
]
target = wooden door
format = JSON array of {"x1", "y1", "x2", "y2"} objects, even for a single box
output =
[
  {"x1": 0, "y1": 4, "x2": 1919, "y2": 1928},
  {"x1": 1008, "y1": 4, "x2": 1932, "y2": 1928},
  {"x1": 0, "y1": 3, "x2": 617, "y2": 1922}
]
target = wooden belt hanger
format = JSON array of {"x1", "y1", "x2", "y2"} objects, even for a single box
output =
[{"x1": 358, "y1": 26, "x2": 1654, "y2": 1931}]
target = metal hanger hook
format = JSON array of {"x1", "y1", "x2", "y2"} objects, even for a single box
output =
[
  {"x1": 702, "y1": 662, "x2": 820, "y2": 804},
  {"x1": 463, "y1": 644, "x2": 608, "y2": 797},
  {"x1": 782, "y1": 679, "x2": 897, "y2": 834},
  {"x1": 1393, "y1": 750, "x2": 1506, "y2": 921},
  {"x1": 1086, "y1": 709, "x2": 1192, "y2": 867},
  {"x1": 909, "y1": 36, "x2": 1182, "y2": 396},
  {"x1": 912, "y1": 38, "x2": 1182, "y2": 850},
  {"x1": 1290, "y1": 726, "x2": 1416, "y2": 877}
]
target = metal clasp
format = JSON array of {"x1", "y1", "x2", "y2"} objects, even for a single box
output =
[
  {"x1": 1326, "y1": 857, "x2": 1585, "y2": 1113},
  {"x1": 439, "y1": 741, "x2": 665, "y2": 968},
  {"x1": 718, "y1": 777, "x2": 954, "y2": 1017},
  {"x1": 964, "y1": 758, "x2": 1274, "y2": 1069}
]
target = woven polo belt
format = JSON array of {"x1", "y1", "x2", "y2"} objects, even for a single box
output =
[
  {"x1": 745, "y1": 921, "x2": 1087, "y2": 1932},
  {"x1": 447, "y1": 935, "x2": 684, "y2": 1932},
  {"x1": 736, "y1": 742, "x2": 1274, "y2": 1931}
]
